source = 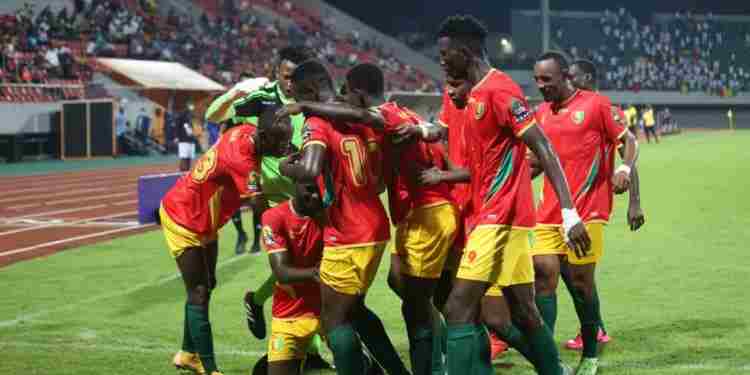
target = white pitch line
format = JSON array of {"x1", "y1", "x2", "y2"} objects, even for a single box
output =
[
  {"x1": 0, "y1": 178, "x2": 141, "y2": 196},
  {"x1": 112, "y1": 199, "x2": 138, "y2": 206},
  {"x1": 0, "y1": 211, "x2": 137, "y2": 237},
  {"x1": 2, "y1": 204, "x2": 109, "y2": 220},
  {"x1": 0, "y1": 253, "x2": 246, "y2": 328},
  {"x1": 0, "y1": 186, "x2": 130, "y2": 204},
  {"x1": 0, "y1": 340, "x2": 267, "y2": 357},
  {"x1": 6, "y1": 192, "x2": 133, "y2": 210}
]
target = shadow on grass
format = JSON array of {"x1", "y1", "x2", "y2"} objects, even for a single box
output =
[{"x1": 112, "y1": 254, "x2": 255, "y2": 317}]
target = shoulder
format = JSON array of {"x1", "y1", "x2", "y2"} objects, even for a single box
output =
[{"x1": 262, "y1": 202, "x2": 288, "y2": 226}]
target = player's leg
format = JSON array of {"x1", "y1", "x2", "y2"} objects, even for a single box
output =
[
  {"x1": 644, "y1": 127, "x2": 652, "y2": 143},
  {"x1": 442, "y1": 278, "x2": 492, "y2": 375},
  {"x1": 563, "y1": 223, "x2": 605, "y2": 375},
  {"x1": 231, "y1": 211, "x2": 248, "y2": 255},
  {"x1": 560, "y1": 263, "x2": 610, "y2": 351},
  {"x1": 176, "y1": 241, "x2": 221, "y2": 374},
  {"x1": 531, "y1": 226, "x2": 567, "y2": 333},
  {"x1": 504, "y1": 229, "x2": 565, "y2": 375},
  {"x1": 267, "y1": 317, "x2": 320, "y2": 375},
  {"x1": 397, "y1": 203, "x2": 457, "y2": 375},
  {"x1": 245, "y1": 274, "x2": 272, "y2": 339},
  {"x1": 251, "y1": 207, "x2": 263, "y2": 254},
  {"x1": 480, "y1": 291, "x2": 534, "y2": 365},
  {"x1": 320, "y1": 245, "x2": 406, "y2": 375}
]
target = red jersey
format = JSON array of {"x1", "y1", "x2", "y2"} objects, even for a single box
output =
[
  {"x1": 378, "y1": 102, "x2": 452, "y2": 224},
  {"x1": 262, "y1": 201, "x2": 323, "y2": 319},
  {"x1": 462, "y1": 69, "x2": 536, "y2": 230},
  {"x1": 162, "y1": 125, "x2": 261, "y2": 235},
  {"x1": 535, "y1": 90, "x2": 627, "y2": 225},
  {"x1": 438, "y1": 91, "x2": 470, "y2": 209},
  {"x1": 303, "y1": 116, "x2": 390, "y2": 247}
]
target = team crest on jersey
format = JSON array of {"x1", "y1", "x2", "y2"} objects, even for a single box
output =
[
  {"x1": 474, "y1": 101, "x2": 486, "y2": 120},
  {"x1": 571, "y1": 110, "x2": 585, "y2": 125},
  {"x1": 247, "y1": 171, "x2": 259, "y2": 192},
  {"x1": 510, "y1": 98, "x2": 532, "y2": 124},
  {"x1": 262, "y1": 226, "x2": 276, "y2": 247}
]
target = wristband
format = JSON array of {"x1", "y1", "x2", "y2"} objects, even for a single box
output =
[
  {"x1": 615, "y1": 164, "x2": 632, "y2": 176},
  {"x1": 561, "y1": 208, "x2": 582, "y2": 240}
]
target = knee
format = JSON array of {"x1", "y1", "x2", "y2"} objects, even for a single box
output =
[
  {"x1": 481, "y1": 311, "x2": 511, "y2": 334},
  {"x1": 512, "y1": 299, "x2": 543, "y2": 331},
  {"x1": 570, "y1": 274, "x2": 594, "y2": 300},
  {"x1": 533, "y1": 257, "x2": 560, "y2": 295},
  {"x1": 443, "y1": 289, "x2": 478, "y2": 323},
  {"x1": 188, "y1": 284, "x2": 211, "y2": 306}
]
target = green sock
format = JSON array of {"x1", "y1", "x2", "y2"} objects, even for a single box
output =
[
  {"x1": 431, "y1": 308, "x2": 446, "y2": 375},
  {"x1": 593, "y1": 285, "x2": 606, "y2": 334},
  {"x1": 535, "y1": 294, "x2": 558, "y2": 334},
  {"x1": 186, "y1": 304, "x2": 218, "y2": 373},
  {"x1": 307, "y1": 333, "x2": 323, "y2": 354},
  {"x1": 474, "y1": 326, "x2": 493, "y2": 375},
  {"x1": 526, "y1": 323, "x2": 562, "y2": 375},
  {"x1": 409, "y1": 327, "x2": 434, "y2": 375},
  {"x1": 253, "y1": 275, "x2": 276, "y2": 305},
  {"x1": 580, "y1": 296, "x2": 599, "y2": 358},
  {"x1": 495, "y1": 324, "x2": 534, "y2": 366},
  {"x1": 446, "y1": 324, "x2": 492, "y2": 375},
  {"x1": 353, "y1": 307, "x2": 410, "y2": 375},
  {"x1": 181, "y1": 303, "x2": 195, "y2": 353},
  {"x1": 327, "y1": 325, "x2": 365, "y2": 375}
]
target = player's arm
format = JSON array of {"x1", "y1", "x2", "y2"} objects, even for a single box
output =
[
  {"x1": 281, "y1": 143, "x2": 325, "y2": 183},
  {"x1": 617, "y1": 141, "x2": 644, "y2": 231},
  {"x1": 268, "y1": 250, "x2": 319, "y2": 284},
  {"x1": 205, "y1": 89, "x2": 246, "y2": 123},
  {"x1": 527, "y1": 149, "x2": 543, "y2": 179},
  {"x1": 277, "y1": 101, "x2": 386, "y2": 130},
  {"x1": 404, "y1": 121, "x2": 446, "y2": 143},
  {"x1": 521, "y1": 125, "x2": 590, "y2": 255},
  {"x1": 613, "y1": 129, "x2": 639, "y2": 194},
  {"x1": 419, "y1": 151, "x2": 469, "y2": 185}
]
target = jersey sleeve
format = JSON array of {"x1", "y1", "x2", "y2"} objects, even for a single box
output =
[
  {"x1": 261, "y1": 209, "x2": 288, "y2": 253},
  {"x1": 599, "y1": 97, "x2": 627, "y2": 143},
  {"x1": 302, "y1": 116, "x2": 331, "y2": 150},
  {"x1": 493, "y1": 91, "x2": 536, "y2": 137},
  {"x1": 205, "y1": 90, "x2": 236, "y2": 122}
]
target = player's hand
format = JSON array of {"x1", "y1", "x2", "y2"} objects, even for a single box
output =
[
  {"x1": 393, "y1": 126, "x2": 419, "y2": 144},
  {"x1": 419, "y1": 167, "x2": 444, "y2": 185},
  {"x1": 279, "y1": 152, "x2": 300, "y2": 178},
  {"x1": 562, "y1": 208, "x2": 591, "y2": 257},
  {"x1": 627, "y1": 203, "x2": 645, "y2": 231},
  {"x1": 612, "y1": 166, "x2": 631, "y2": 194},
  {"x1": 275, "y1": 103, "x2": 303, "y2": 121},
  {"x1": 231, "y1": 89, "x2": 250, "y2": 100}
]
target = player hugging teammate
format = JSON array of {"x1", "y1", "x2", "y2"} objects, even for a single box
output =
[{"x1": 159, "y1": 13, "x2": 643, "y2": 375}]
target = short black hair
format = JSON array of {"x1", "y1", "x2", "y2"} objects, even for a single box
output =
[
  {"x1": 278, "y1": 46, "x2": 314, "y2": 65},
  {"x1": 536, "y1": 51, "x2": 570, "y2": 73},
  {"x1": 290, "y1": 59, "x2": 333, "y2": 87},
  {"x1": 438, "y1": 15, "x2": 489, "y2": 55},
  {"x1": 257, "y1": 104, "x2": 283, "y2": 134},
  {"x1": 346, "y1": 63, "x2": 384, "y2": 96},
  {"x1": 572, "y1": 59, "x2": 597, "y2": 77}
]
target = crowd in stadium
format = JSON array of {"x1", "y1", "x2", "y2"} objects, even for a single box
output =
[
  {"x1": 556, "y1": 7, "x2": 750, "y2": 95},
  {"x1": 0, "y1": 0, "x2": 439, "y2": 96}
]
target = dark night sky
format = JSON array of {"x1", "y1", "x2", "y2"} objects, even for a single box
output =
[{"x1": 324, "y1": 0, "x2": 749, "y2": 35}]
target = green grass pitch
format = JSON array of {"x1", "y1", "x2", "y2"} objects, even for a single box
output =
[{"x1": 2, "y1": 130, "x2": 750, "y2": 374}]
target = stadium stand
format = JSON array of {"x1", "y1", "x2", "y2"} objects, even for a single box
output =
[{"x1": 0, "y1": 0, "x2": 439, "y2": 103}]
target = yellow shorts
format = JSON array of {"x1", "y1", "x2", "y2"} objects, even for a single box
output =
[
  {"x1": 159, "y1": 206, "x2": 217, "y2": 258},
  {"x1": 268, "y1": 317, "x2": 321, "y2": 362},
  {"x1": 393, "y1": 203, "x2": 458, "y2": 279},
  {"x1": 320, "y1": 243, "x2": 386, "y2": 295},
  {"x1": 531, "y1": 223, "x2": 604, "y2": 265},
  {"x1": 456, "y1": 225, "x2": 534, "y2": 288},
  {"x1": 484, "y1": 284, "x2": 503, "y2": 297}
]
